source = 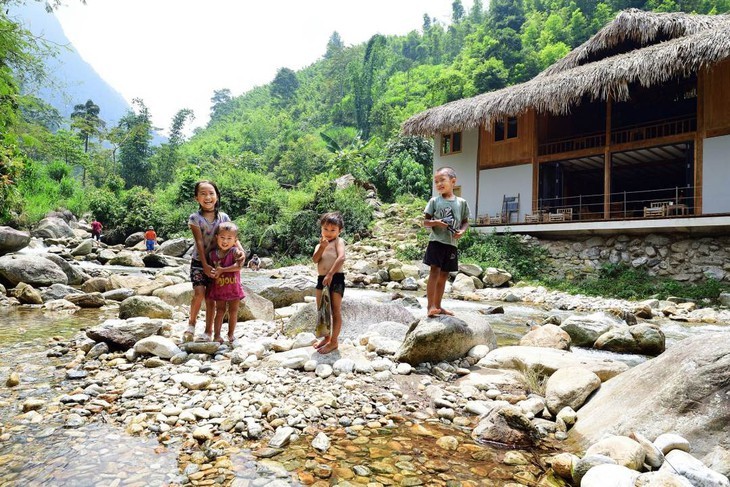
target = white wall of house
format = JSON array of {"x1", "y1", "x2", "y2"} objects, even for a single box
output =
[
  {"x1": 478, "y1": 164, "x2": 533, "y2": 223},
  {"x1": 703, "y1": 135, "x2": 730, "y2": 214},
  {"x1": 432, "y1": 129, "x2": 479, "y2": 214}
]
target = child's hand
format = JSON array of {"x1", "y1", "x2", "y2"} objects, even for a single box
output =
[
  {"x1": 454, "y1": 229, "x2": 465, "y2": 240},
  {"x1": 323, "y1": 273, "x2": 333, "y2": 287},
  {"x1": 320, "y1": 235, "x2": 329, "y2": 246},
  {"x1": 203, "y1": 263, "x2": 214, "y2": 278},
  {"x1": 435, "y1": 219, "x2": 449, "y2": 228},
  {"x1": 235, "y1": 252, "x2": 245, "y2": 267}
]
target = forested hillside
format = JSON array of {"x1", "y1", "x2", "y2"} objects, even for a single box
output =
[{"x1": 2, "y1": 0, "x2": 729, "y2": 257}]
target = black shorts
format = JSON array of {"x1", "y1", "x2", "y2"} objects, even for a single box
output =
[
  {"x1": 190, "y1": 259, "x2": 212, "y2": 288},
  {"x1": 423, "y1": 241, "x2": 458, "y2": 272},
  {"x1": 316, "y1": 273, "x2": 345, "y2": 296}
]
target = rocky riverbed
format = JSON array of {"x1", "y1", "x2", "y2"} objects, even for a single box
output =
[{"x1": 0, "y1": 213, "x2": 729, "y2": 486}]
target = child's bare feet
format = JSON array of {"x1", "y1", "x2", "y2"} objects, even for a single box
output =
[
  {"x1": 439, "y1": 308, "x2": 454, "y2": 316},
  {"x1": 427, "y1": 307, "x2": 441, "y2": 317},
  {"x1": 314, "y1": 337, "x2": 330, "y2": 350},
  {"x1": 317, "y1": 341, "x2": 339, "y2": 354}
]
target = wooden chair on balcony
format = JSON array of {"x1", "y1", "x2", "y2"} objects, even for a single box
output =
[
  {"x1": 502, "y1": 194, "x2": 520, "y2": 224},
  {"x1": 643, "y1": 201, "x2": 669, "y2": 218},
  {"x1": 549, "y1": 208, "x2": 573, "y2": 222},
  {"x1": 524, "y1": 213, "x2": 541, "y2": 223},
  {"x1": 489, "y1": 214, "x2": 505, "y2": 225}
]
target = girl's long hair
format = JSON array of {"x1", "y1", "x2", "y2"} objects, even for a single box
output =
[{"x1": 194, "y1": 180, "x2": 221, "y2": 218}]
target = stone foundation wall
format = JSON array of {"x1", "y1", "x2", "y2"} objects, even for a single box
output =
[{"x1": 530, "y1": 233, "x2": 730, "y2": 283}]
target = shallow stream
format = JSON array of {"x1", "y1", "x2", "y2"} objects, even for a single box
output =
[{"x1": 0, "y1": 263, "x2": 728, "y2": 486}]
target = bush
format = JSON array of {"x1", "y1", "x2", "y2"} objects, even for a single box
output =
[
  {"x1": 46, "y1": 161, "x2": 70, "y2": 182},
  {"x1": 547, "y1": 263, "x2": 730, "y2": 302},
  {"x1": 458, "y1": 230, "x2": 549, "y2": 281},
  {"x1": 88, "y1": 188, "x2": 124, "y2": 227}
]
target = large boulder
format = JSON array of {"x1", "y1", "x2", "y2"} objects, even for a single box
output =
[
  {"x1": 65, "y1": 292, "x2": 106, "y2": 308},
  {"x1": 10, "y1": 282, "x2": 43, "y2": 305},
  {"x1": 119, "y1": 295, "x2": 174, "y2": 319},
  {"x1": 42, "y1": 254, "x2": 90, "y2": 285},
  {"x1": 31, "y1": 217, "x2": 75, "y2": 239},
  {"x1": 560, "y1": 312, "x2": 626, "y2": 347},
  {"x1": 520, "y1": 324, "x2": 571, "y2": 350},
  {"x1": 545, "y1": 366, "x2": 601, "y2": 415},
  {"x1": 570, "y1": 333, "x2": 730, "y2": 458},
  {"x1": 477, "y1": 346, "x2": 629, "y2": 382},
  {"x1": 86, "y1": 317, "x2": 167, "y2": 349},
  {"x1": 142, "y1": 253, "x2": 180, "y2": 268},
  {"x1": 124, "y1": 232, "x2": 145, "y2": 248},
  {"x1": 259, "y1": 276, "x2": 317, "y2": 308},
  {"x1": 394, "y1": 314, "x2": 497, "y2": 365},
  {"x1": 284, "y1": 298, "x2": 415, "y2": 339},
  {"x1": 157, "y1": 238, "x2": 192, "y2": 257},
  {"x1": 40, "y1": 283, "x2": 84, "y2": 302},
  {"x1": 70, "y1": 239, "x2": 93, "y2": 257},
  {"x1": 471, "y1": 404, "x2": 542, "y2": 447},
  {"x1": 153, "y1": 282, "x2": 193, "y2": 307},
  {"x1": 0, "y1": 226, "x2": 31, "y2": 255},
  {"x1": 108, "y1": 251, "x2": 145, "y2": 268},
  {"x1": 0, "y1": 255, "x2": 68, "y2": 287},
  {"x1": 238, "y1": 287, "x2": 275, "y2": 322},
  {"x1": 594, "y1": 324, "x2": 665, "y2": 356}
]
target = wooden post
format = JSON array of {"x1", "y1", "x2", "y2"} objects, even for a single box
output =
[
  {"x1": 604, "y1": 96, "x2": 612, "y2": 218},
  {"x1": 532, "y1": 110, "x2": 539, "y2": 212},
  {"x1": 694, "y1": 70, "x2": 705, "y2": 215}
]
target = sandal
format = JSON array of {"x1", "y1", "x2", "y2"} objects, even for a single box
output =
[
  {"x1": 195, "y1": 332, "x2": 212, "y2": 342},
  {"x1": 182, "y1": 325, "x2": 196, "y2": 342}
]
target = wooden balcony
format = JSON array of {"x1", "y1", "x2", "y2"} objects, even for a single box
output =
[{"x1": 537, "y1": 116, "x2": 696, "y2": 158}]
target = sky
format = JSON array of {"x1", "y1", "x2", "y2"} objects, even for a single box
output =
[{"x1": 54, "y1": 0, "x2": 474, "y2": 136}]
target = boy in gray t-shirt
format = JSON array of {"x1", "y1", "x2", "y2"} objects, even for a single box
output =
[{"x1": 423, "y1": 167, "x2": 470, "y2": 317}]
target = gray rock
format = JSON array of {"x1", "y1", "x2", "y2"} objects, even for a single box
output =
[
  {"x1": 259, "y1": 276, "x2": 316, "y2": 308},
  {"x1": 157, "y1": 238, "x2": 192, "y2": 257},
  {"x1": 40, "y1": 283, "x2": 84, "y2": 302},
  {"x1": 570, "y1": 333, "x2": 730, "y2": 458},
  {"x1": 124, "y1": 232, "x2": 145, "y2": 247},
  {"x1": 11, "y1": 282, "x2": 43, "y2": 304},
  {"x1": 86, "y1": 342, "x2": 109, "y2": 359},
  {"x1": 0, "y1": 255, "x2": 68, "y2": 287},
  {"x1": 86, "y1": 317, "x2": 166, "y2": 349},
  {"x1": 42, "y1": 254, "x2": 90, "y2": 285},
  {"x1": 70, "y1": 239, "x2": 93, "y2": 256},
  {"x1": 654, "y1": 433, "x2": 691, "y2": 455},
  {"x1": 635, "y1": 471, "x2": 693, "y2": 487},
  {"x1": 545, "y1": 366, "x2": 601, "y2": 415},
  {"x1": 520, "y1": 324, "x2": 571, "y2": 350},
  {"x1": 581, "y1": 464, "x2": 640, "y2": 487},
  {"x1": 312, "y1": 432, "x2": 330, "y2": 453},
  {"x1": 142, "y1": 253, "x2": 179, "y2": 268},
  {"x1": 482, "y1": 267, "x2": 512, "y2": 287},
  {"x1": 459, "y1": 263, "x2": 483, "y2": 278},
  {"x1": 172, "y1": 373, "x2": 211, "y2": 391},
  {"x1": 572, "y1": 454, "x2": 617, "y2": 485},
  {"x1": 477, "y1": 346, "x2": 629, "y2": 381},
  {"x1": 108, "y1": 251, "x2": 145, "y2": 268},
  {"x1": 0, "y1": 226, "x2": 31, "y2": 255},
  {"x1": 585, "y1": 435, "x2": 646, "y2": 470},
  {"x1": 153, "y1": 282, "x2": 192, "y2": 307},
  {"x1": 32, "y1": 217, "x2": 75, "y2": 239},
  {"x1": 238, "y1": 286, "x2": 275, "y2": 322},
  {"x1": 285, "y1": 298, "x2": 415, "y2": 338},
  {"x1": 102, "y1": 288, "x2": 135, "y2": 302},
  {"x1": 81, "y1": 277, "x2": 110, "y2": 293},
  {"x1": 660, "y1": 450, "x2": 730, "y2": 487},
  {"x1": 65, "y1": 292, "x2": 106, "y2": 308},
  {"x1": 471, "y1": 404, "x2": 541, "y2": 447},
  {"x1": 134, "y1": 336, "x2": 182, "y2": 359},
  {"x1": 269, "y1": 426, "x2": 296, "y2": 448},
  {"x1": 119, "y1": 295, "x2": 174, "y2": 319},
  {"x1": 702, "y1": 446, "x2": 730, "y2": 478},
  {"x1": 181, "y1": 342, "x2": 221, "y2": 355},
  {"x1": 560, "y1": 312, "x2": 625, "y2": 347}
]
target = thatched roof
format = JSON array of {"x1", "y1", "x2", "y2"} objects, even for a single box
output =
[{"x1": 402, "y1": 9, "x2": 730, "y2": 137}]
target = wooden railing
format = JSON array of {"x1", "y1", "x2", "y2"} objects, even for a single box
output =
[
  {"x1": 611, "y1": 116, "x2": 696, "y2": 145},
  {"x1": 538, "y1": 132, "x2": 605, "y2": 156},
  {"x1": 537, "y1": 116, "x2": 696, "y2": 156}
]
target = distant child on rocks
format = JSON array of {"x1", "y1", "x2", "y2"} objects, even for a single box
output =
[
  {"x1": 312, "y1": 211, "x2": 346, "y2": 354},
  {"x1": 183, "y1": 180, "x2": 244, "y2": 342},
  {"x1": 247, "y1": 253, "x2": 261, "y2": 271},
  {"x1": 144, "y1": 226, "x2": 157, "y2": 253},
  {"x1": 423, "y1": 167, "x2": 470, "y2": 317},
  {"x1": 207, "y1": 222, "x2": 246, "y2": 344}
]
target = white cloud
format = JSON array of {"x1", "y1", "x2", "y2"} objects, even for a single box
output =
[{"x1": 55, "y1": 0, "x2": 471, "y2": 135}]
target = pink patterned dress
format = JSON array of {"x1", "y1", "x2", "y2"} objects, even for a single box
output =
[{"x1": 207, "y1": 248, "x2": 245, "y2": 301}]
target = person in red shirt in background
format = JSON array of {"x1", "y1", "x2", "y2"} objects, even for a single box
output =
[
  {"x1": 144, "y1": 226, "x2": 157, "y2": 253},
  {"x1": 91, "y1": 219, "x2": 102, "y2": 241}
]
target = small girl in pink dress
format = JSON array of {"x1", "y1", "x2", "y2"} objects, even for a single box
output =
[{"x1": 207, "y1": 222, "x2": 246, "y2": 344}]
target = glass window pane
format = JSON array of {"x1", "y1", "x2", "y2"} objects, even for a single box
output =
[{"x1": 507, "y1": 117, "x2": 518, "y2": 138}]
